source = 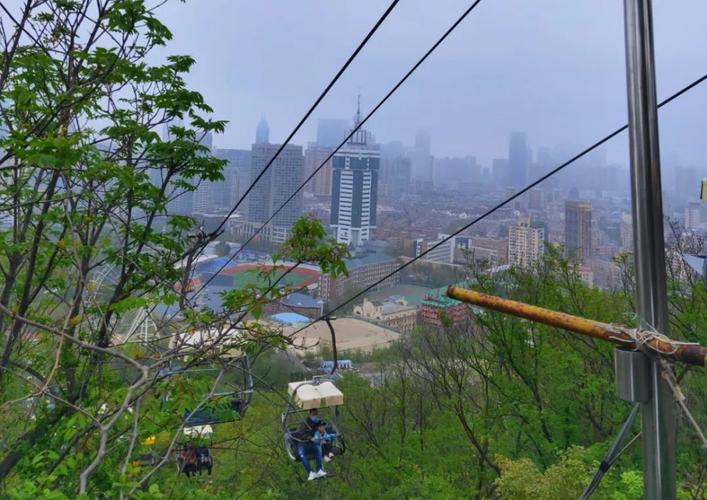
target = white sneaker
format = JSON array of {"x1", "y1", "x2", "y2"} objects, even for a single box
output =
[
  {"x1": 308, "y1": 471, "x2": 317, "y2": 481},
  {"x1": 316, "y1": 469, "x2": 327, "y2": 478},
  {"x1": 324, "y1": 455, "x2": 332, "y2": 463}
]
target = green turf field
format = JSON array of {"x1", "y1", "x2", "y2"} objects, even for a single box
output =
[{"x1": 231, "y1": 269, "x2": 311, "y2": 289}]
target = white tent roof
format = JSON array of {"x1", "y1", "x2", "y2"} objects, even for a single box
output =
[{"x1": 287, "y1": 380, "x2": 344, "y2": 410}]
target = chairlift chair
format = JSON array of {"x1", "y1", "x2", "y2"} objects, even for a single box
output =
[
  {"x1": 177, "y1": 355, "x2": 255, "y2": 426},
  {"x1": 281, "y1": 377, "x2": 346, "y2": 462}
]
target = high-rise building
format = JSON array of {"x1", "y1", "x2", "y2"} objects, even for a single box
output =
[
  {"x1": 527, "y1": 188, "x2": 544, "y2": 210},
  {"x1": 433, "y1": 156, "x2": 478, "y2": 190},
  {"x1": 247, "y1": 143, "x2": 304, "y2": 242},
  {"x1": 492, "y1": 158, "x2": 510, "y2": 187},
  {"x1": 255, "y1": 116, "x2": 270, "y2": 144},
  {"x1": 565, "y1": 201, "x2": 592, "y2": 262},
  {"x1": 508, "y1": 216, "x2": 544, "y2": 268},
  {"x1": 508, "y1": 131, "x2": 529, "y2": 186},
  {"x1": 330, "y1": 103, "x2": 380, "y2": 247},
  {"x1": 684, "y1": 202, "x2": 703, "y2": 230},
  {"x1": 304, "y1": 144, "x2": 334, "y2": 196},
  {"x1": 620, "y1": 213, "x2": 633, "y2": 251},
  {"x1": 191, "y1": 132, "x2": 220, "y2": 214},
  {"x1": 162, "y1": 119, "x2": 196, "y2": 215},
  {"x1": 316, "y1": 119, "x2": 349, "y2": 147},
  {"x1": 412, "y1": 129, "x2": 433, "y2": 182},
  {"x1": 380, "y1": 141, "x2": 411, "y2": 198},
  {"x1": 213, "y1": 148, "x2": 251, "y2": 208}
]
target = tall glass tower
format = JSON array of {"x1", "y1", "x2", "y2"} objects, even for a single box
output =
[
  {"x1": 508, "y1": 131, "x2": 528, "y2": 186},
  {"x1": 255, "y1": 115, "x2": 270, "y2": 144},
  {"x1": 330, "y1": 98, "x2": 380, "y2": 247}
]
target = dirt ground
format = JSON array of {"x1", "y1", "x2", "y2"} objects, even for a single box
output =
[{"x1": 283, "y1": 317, "x2": 400, "y2": 354}]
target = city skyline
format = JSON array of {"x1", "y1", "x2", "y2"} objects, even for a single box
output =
[
  {"x1": 152, "y1": 0, "x2": 707, "y2": 168},
  {"x1": 0, "y1": 2, "x2": 704, "y2": 496}
]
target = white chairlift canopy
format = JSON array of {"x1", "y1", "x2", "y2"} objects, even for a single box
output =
[
  {"x1": 287, "y1": 380, "x2": 344, "y2": 410},
  {"x1": 182, "y1": 425, "x2": 213, "y2": 438}
]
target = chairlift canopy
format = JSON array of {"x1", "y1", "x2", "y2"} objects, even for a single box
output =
[
  {"x1": 183, "y1": 425, "x2": 213, "y2": 438},
  {"x1": 287, "y1": 380, "x2": 344, "y2": 410}
]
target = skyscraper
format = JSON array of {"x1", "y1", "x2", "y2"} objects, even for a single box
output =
[
  {"x1": 412, "y1": 129, "x2": 433, "y2": 183},
  {"x1": 255, "y1": 116, "x2": 270, "y2": 144},
  {"x1": 684, "y1": 202, "x2": 702, "y2": 230},
  {"x1": 213, "y1": 148, "x2": 251, "y2": 208},
  {"x1": 433, "y1": 156, "x2": 478, "y2": 189},
  {"x1": 492, "y1": 158, "x2": 510, "y2": 187},
  {"x1": 248, "y1": 143, "x2": 304, "y2": 242},
  {"x1": 508, "y1": 216, "x2": 544, "y2": 268},
  {"x1": 380, "y1": 141, "x2": 411, "y2": 198},
  {"x1": 508, "y1": 131, "x2": 528, "y2": 186},
  {"x1": 304, "y1": 144, "x2": 334, "y2": 196},
  {"x1": 565, "y1": 200, "x2": 592, "y2": 262},
  {"x1": 162, "y1": 118, "x2": 195, "y2": 216},
  {"x1": 330, "y1": 102, "x2": 380, "y2": 246},
  {"x1": 190, "y1": 132, "x2": 218, "y2": 214}
]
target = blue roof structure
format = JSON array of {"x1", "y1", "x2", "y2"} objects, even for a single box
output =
[
  {"x1": 281, "y1": 292, "x2": 320, "y2": 309},
  {"x1": 271, "y1": 312, "x2": 310, "y2": 325}
]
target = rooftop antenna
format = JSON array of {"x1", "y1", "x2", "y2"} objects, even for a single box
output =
[{"x1": 354, "y1": 90, "x2": 362, "y2": 126}]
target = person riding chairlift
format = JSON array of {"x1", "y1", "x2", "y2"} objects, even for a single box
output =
[
  {"x1": 294, "y1": 411, "x2": 326, "y2": 480},
  {"x1": 178, "y1": 443, "x2": 197, "y2": 477},
  {"x1": 314, "y1": 420, "x2": 336, "y2": 463},
  {"x1": 306, "y1": 408, "x2": 321, "y2": 428},
  {"x1": 196, "y1": 445, "x2": 212, "y2": 476}
]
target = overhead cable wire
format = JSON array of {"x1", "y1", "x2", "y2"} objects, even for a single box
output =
[
  {"x1": 186, "y1": 0, "x2": 486, "y2": 303},
  {"x1": 116, "y1": 0, "x2": 400, "y2": 339},
  {"x1": 205, "y1": 0, "x2": 400, "y2": 241},
  {"x1": 581, "y1": 362, "x2": 705, "y2": 498},
  {"x1": 579, "y1": 404, "x2": 641, "y2": 499},
  {"x1": 324, "y1": 317, "x2": 339, "y2": 376},
  {"x1": 288, "y1": 71, "x2": 707, "y2": 337}
]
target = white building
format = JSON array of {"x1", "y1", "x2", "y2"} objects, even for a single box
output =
[
  {"x1": 684, "y1": 202, "x2": 703, "y2": 230},
  {"x1": 508, "y1": 216, "x2": 544, "y2": 268},
  {"x1": 414, "y1": 234, "x2": 456, "y2": 264}
]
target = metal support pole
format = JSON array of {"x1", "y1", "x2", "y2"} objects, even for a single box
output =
[{"x1": 622, "y1": 1, "x2": 676, "y2": 498}]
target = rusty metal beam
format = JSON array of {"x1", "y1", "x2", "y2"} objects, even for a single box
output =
[{"x1": 447, "y1": 286, "x2": 707, "y2": 368}]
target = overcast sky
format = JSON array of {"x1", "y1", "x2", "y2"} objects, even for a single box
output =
[
  {"x1": 149, "y1": 0, "x2": 707, "y2": 170},
  {"x1": 3, "y1": 0, "x2": 704, "y2": 170}
]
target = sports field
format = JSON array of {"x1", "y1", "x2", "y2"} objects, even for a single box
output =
[{"x1": 224, "y1": 264, "x2": 320, "y2": 290}]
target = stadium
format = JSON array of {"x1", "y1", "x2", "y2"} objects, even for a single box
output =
[{"x1": 196, "y1": 257, "x2": 321, "y2": 291}]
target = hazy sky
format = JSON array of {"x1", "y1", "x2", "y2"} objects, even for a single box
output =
[
  {"x1": 4, "y1": 1, "x2": 706, "y2": 169},
  {"x1": 148, "y1": 0, "x2": 707, "y2": 170}
]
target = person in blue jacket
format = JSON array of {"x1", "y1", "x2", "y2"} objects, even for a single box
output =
[
  {"x1": 313, "y1": 420, "x2": 336, "y2": 463},
  {"x1": 294, "y1": 415, "x2": 325, "y2": 481}
]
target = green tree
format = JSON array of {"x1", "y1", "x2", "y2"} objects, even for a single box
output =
[{"x1": 0, "y1": 2, "x2": 348, "y2": 496}]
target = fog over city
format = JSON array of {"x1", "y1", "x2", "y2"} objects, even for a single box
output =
[
  {"x1": 0, "y1": 1, "x2": 705, "y2": 495},
  {"x1": 154, "y1": 0, "x2": 707, "y2": 171}
]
